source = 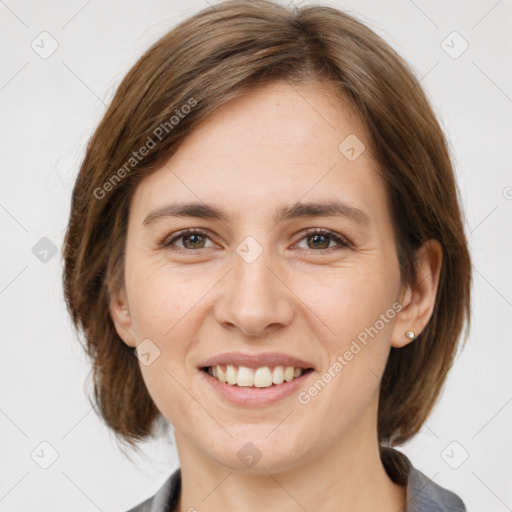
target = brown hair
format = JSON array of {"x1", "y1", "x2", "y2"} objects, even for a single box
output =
[{"x1": 62, "y1": 0, "x2": 471, "y2": 450}]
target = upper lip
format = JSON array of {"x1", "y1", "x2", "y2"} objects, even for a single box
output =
[{"x1": 199, "y1": 352, "x2": 315, "y2": 370}]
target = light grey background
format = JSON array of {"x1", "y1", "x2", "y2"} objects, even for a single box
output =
[{"x1": 1, "y1": 0, "x2": 511, "y2": 510}]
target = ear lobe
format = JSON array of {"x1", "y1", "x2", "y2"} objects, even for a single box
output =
[
  {"x1": 109, "y1": 285, "x2": 137, "y2": 348},
  {"x1": 391, "y1": 239, "x2": 443, "y2": 349}
]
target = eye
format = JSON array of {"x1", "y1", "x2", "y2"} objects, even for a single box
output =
[
  {"x1": 161, "y1": 227, "x2": 351, "y2": 252},
  {"x1": 295, "y1": 228, "x2": 352, "y2": 251},
  {"x1": 162, "y1": 229, "x2": 214, "y2": 251}
]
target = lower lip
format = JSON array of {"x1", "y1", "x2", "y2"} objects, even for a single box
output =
[{"x1": 199, "y1": 369, "x2": 314, "y2": 407}]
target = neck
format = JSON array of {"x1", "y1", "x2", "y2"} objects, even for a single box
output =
[{"x1": 173, "y1": 403, "x2": 405, "y2": 512}]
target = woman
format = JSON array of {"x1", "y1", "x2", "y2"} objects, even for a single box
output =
[{"x1": 62, "y1": 1, "x2": 471, "y2": 510}]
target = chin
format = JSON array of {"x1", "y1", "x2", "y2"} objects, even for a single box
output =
[{"x1": 206, "y1": 437, "x2": 308, "y2": 475}]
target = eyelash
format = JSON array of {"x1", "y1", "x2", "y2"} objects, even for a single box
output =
[{"x1": 160, "y1": 227, "x2": 352, "y2": 253}]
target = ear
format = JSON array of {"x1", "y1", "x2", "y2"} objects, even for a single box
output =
[
  {"x1": 391, "y1": 239, "x2": 443, "y2": 348},
  {"x1": 109, "y1": 284, "x2": 137, "y2": 348}
]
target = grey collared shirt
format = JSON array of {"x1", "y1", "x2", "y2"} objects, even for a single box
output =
[{"x1": 127, "y1": 449, "x2": 466, "y2": 512}]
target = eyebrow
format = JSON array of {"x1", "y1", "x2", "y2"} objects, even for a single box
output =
[{"x1": 142, "y1": 200, "x2": 371, "y2": 227}]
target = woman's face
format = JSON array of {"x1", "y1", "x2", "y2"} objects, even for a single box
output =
[{"x1": 112, "y1": 80, "x2": 409, "y2": 472}]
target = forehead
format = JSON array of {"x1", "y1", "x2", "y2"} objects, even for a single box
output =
[
  {"x1": 130, "y1": 80, "x2": 386, "y2": 224},
  {"x1": 177, "y1": 80, "x2": 370, "y2": 163}
]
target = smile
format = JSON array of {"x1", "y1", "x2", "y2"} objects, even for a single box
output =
[{"x1": 202, "y1": 364, "x2": 313, "y2": 388}]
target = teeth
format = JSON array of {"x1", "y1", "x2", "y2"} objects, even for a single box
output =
[
  {"x1": 272, "y1": 366, "x2": 284, "y2": 384},
  {"x1": 207, "y1": 365, "x2": 305, "y2": 387},
  {"x1": 226, "y1": 365, "x2": 237, "y2": 385},
  {"x1": 254, "y1": 367, "x2": 273, "y2": 387},
  {"x1": 237, "y1": 366, "x2": 254, "y2": 387},
  {"x1": 217, "y1": 365, "x2": 227, "y2": 383}
]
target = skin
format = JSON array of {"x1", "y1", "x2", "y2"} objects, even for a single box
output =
[{"x1": 110, "y1": 80, "x2": 442, "y2": 512}]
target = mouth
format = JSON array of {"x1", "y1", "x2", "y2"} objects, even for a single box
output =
[
  {"x1": 197, "y1": 352, "x2": 316, "y2": 406},
  {"x1": 201, "y1": 364, "x2": 314, "y2": 388}
]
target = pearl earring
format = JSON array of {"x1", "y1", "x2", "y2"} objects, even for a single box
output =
[{"x1": 405, "y1": 330, "x2": 416, "y2": 340}]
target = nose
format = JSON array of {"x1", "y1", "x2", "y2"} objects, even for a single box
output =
[{"x1": 214, "y1": 245, "x2": 294, "y2": 337}]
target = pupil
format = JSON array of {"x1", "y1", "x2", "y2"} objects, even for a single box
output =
[
  {"x1": 310, "y1": 234, "x2": 329, "y2": 249},
  {"x1": 185, "y1": 234, "x2": 203, "y2": 248}
]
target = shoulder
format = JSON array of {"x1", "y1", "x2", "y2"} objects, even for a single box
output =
[
  {"x1": 406, "y1": 464, "x2": 466, "y2": 512},
  {"x1": 126, "y1": 468, "x2": 181, "y2": 512},
  {"x1": 382, "y1": 447, "x2": 466, "y2": 512}
]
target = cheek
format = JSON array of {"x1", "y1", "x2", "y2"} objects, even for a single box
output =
[
  {"x1": 128, "y1": 261, "x2": 198, "y2": 339},
  {"x1": 298, "y1": 263, "x2": 399, "y2": 412},
  {"x1": 125, "y1": 264, "x2": 207, "y2": 425},
  {"x1": 302, "y1": 260, "x2": 399, "y2": 346}
]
